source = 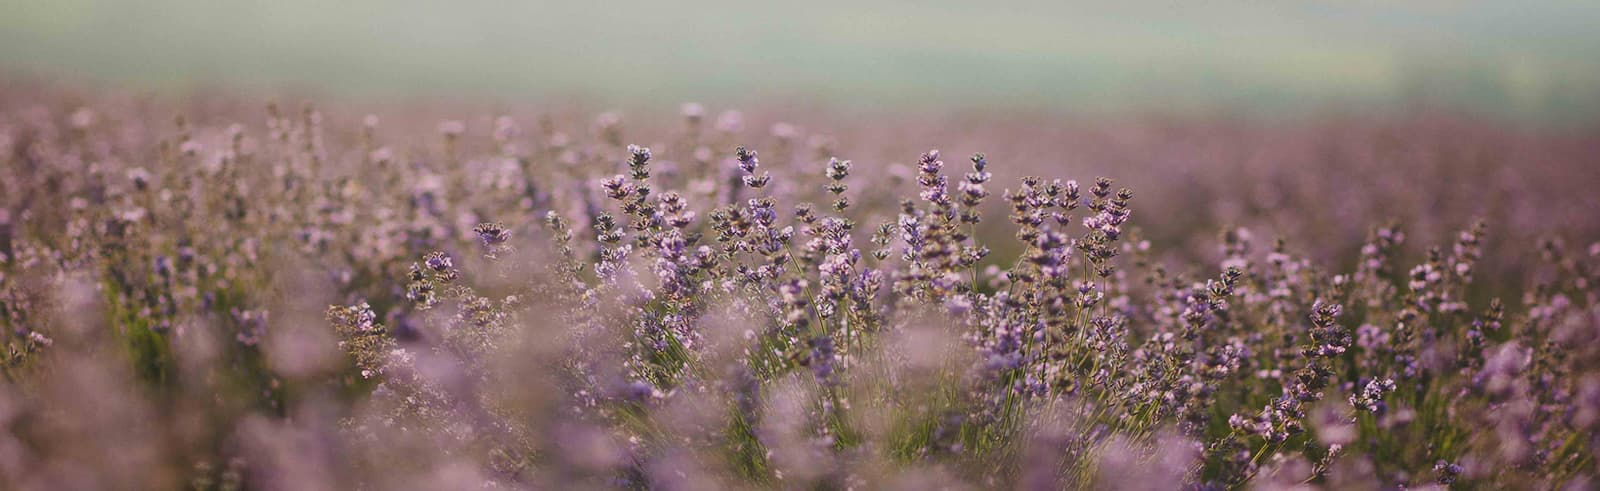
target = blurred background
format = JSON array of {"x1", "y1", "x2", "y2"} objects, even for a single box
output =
[{"x1": 3, "y1": 0, "x2": 1599, "y2": 125}]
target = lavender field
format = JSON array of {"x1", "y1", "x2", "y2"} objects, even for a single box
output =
[
  {"x1": 0, "y1": 84, "x2": 1595, "y2": 490},
  {"x1": 3, "y1": 3, "x2": 1600, "y2": 490}
]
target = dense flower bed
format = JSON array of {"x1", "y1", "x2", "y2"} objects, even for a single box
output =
[{"x1": 1, "y1": 90, "x2": 1597, "y2": 489}]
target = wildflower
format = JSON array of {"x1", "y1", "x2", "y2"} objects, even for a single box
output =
[
  {"x1": 1433, "y1": 460, "x2": 1463, "y2": 484},
  {"x1": 1349, "y1": 378, "x2": 1396, "y2": 412},
  {"x1": 473, "y1": 222, "x2": 511, "y2": 247},
  {"x1": 423, "y1": 251, "x2": 453, "y2": 272},
  {"x1": 735, "y1": 146, "x2": 769, "y2": 188},
  {"x1": 473, "y1": 222, "x2": 513, "y2": 259},
  {"x1": 626, "y1": 144, "x2": 652, "y2": 180},
  {"x1": 825, "y1": 157, "x2": 851, "y2": 211}
]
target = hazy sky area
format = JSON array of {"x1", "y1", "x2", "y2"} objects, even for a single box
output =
[{"x1": 3, "y1": 0, "x2": 1599, "y2": 122}]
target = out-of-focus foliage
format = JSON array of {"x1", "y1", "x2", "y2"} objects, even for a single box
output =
[{"x1": 3, "y1": 1, "x2": 1600, "y2": 122}]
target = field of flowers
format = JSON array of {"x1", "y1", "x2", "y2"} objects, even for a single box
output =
[{"x1": 1, "y1": 86, "x2": 1598, "y2": 489}]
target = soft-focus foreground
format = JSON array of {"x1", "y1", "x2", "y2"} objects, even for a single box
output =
[{"x1": 1, "y1": 88, "x2": 1598, "y2": 490}]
